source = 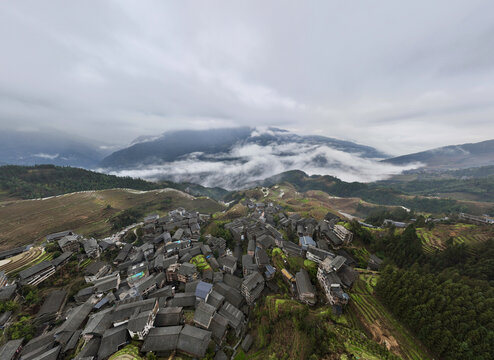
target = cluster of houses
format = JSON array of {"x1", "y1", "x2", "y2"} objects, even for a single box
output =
[{"x1": 0, "y1": 202, "x2": 369, "y2": 360}]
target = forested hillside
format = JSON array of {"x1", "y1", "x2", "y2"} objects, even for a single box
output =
[
  {"x1": 0, "y1": 165, "x2": 229, "y2": 201},
  {"x1": 350, "y1": 220, "x2": 494, "y2": 360},
  {"x1": 0, "y1": 165, "x2": 163, "y2": 200}
]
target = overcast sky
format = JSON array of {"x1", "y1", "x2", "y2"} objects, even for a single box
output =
[{"x1": 1, "y1": 0, "x2": 494, "y2": 155}]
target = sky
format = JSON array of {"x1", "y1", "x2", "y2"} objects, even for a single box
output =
[{"x1": 1, "y1": 0, "x2": 494, "y2": 155}]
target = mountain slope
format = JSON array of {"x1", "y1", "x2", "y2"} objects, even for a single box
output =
[
  {"x1": 384, "y1": 139, "x2": 494, "y2": 170},
  {"x1": 247, "y1": 170, "x2": 493, "y2": 215}
]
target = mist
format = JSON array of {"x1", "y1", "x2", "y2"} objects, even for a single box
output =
[{"x1": 104, "y1": 141, "x2": 420, "y2": 189}]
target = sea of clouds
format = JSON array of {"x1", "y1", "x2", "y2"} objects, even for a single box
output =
[{"x1": 104, "y1": 141, "x2": 421, "y2": 190}]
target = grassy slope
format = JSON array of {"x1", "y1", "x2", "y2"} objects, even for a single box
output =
[
  {"x1": 247, "y1": 295, "x2": 402, "y2": 360},
  {"x1": 0, "y1": 188, "x2": 223, "y2": 250}
]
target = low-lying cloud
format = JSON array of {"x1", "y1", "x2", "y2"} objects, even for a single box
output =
[{"x1": 104, "y1": 142, "x2": 420, "y2": 190}]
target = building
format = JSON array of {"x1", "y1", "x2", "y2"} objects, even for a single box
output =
[
  {"x1": 195, "y1": 281, "x2": 213, "y2": 302},
  {"x1": 82, "y1": 238, "x2": 100, "y2": 258},
  {"x1": 37, "y1": 289, "x2": 67, "y2": 324},
  {"x1": 264, "y1": 264, "x2": 276, "y2": 280},
  {"x1": 299, "y1": 236, "x2": 316, "y2": 251},
  {"x1": 166, "y1": 263, "x2": 181, "y2": 282},
  {"x1": 333, "y1": 225, "x2": 353, "y2": 245},
  {"x1": 19, "y1": 261, "x2": 55, "y2": 286},
  {"x1": 306, "y1": 246, "x2": 334, "y2": 264},
  {"x1": 46, "y1": 230, "x2": 74, "y2": 242},
  {"x1": 193, "y1": 301, "x2": 216, "y2": 329},
  {"x1": 382, "y1": 219, "x2": 407, "y2": 228},
  {"x1": 98, "y1": 325, "x2": 129, "y2": 359},
  {"x1": 141, "y1": 326, "x2": 182, "y2": 355},
  {"x1": 218, "y1": 302, "x2": 245, "y2": 336},
  {"x1": 51, "y1": 251, "x2": 73, "y2": 269},
  {"x1": 368, "y1": 254, "x2": 383, "y2": 271},
  {"x1": 177, "y1": 263, "x2": 199, "y2": 283},
  {"x1": 177, "y1": 324, "x2": 212, "y2": 358},
  {"x1": 295, "y1": 269, "x2": 316, "y2": 306},
  {"x1": 58, "y1": 235, "x2": 80, "y2": 253},
  {"x1": 281, "y1": 268, "x2": 295, "y2": 284},
  {"x1": 155, "y1": 307, "x2": 183, "y2": 326},
  {"x1": 0, "y1": 339, "x2": 23, "y2": 360},
  {"x1": 241, "y1": 271, "x2": 264, "y2": 305},
  {"x1": 84, "y1": 261, "x2": 111, "y2": 283},
  {"x1": 242, "y1": 255, "x2": 258, "y2": 276},
  {"x1": 127, "y1": 305, "x2": 158, "y2": 340},
  {"x1": 218, "y1": 255, "x2": 237, "y2": 274}
]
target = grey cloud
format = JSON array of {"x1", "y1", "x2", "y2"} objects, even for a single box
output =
[{"x1": 0, "y1": 0, "x2": 493, "y2": 156}]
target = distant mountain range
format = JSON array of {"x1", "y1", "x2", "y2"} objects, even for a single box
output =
[
  {"x1": 384, "y1": 139, "x2": 494, "y2": 170},
  {"x1": 2, "y1": 126, "x2": 493, "y2": 189},
  {"x1": 99, "y1": 127, "x2": 407, "y2": 188},
  {"x1": 0, "y1": 129, "x2": 109, "y2": 168}
]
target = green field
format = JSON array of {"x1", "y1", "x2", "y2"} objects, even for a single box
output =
[
  {"x1": 349, "y1": 272, "x2": 432, "y2": 360},
  {"x1": 190, "y1": 254, "x2": 212, "y2": 272}
]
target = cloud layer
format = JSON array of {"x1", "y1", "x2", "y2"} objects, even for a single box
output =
[
  {"x1": 1, "y1": 1, "x2": 494, "y2": 155},
  {"x1": 105, "y1": 141, "x2": 420, "y2": 189}
]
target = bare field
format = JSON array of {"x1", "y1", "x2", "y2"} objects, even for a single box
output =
[{"x1": 0, "y1": 188, "x2": 223, "y2": 250}]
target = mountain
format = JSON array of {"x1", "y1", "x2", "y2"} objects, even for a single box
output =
[
  {"x1": 0, "y1": 129, "x2": 109, "y2": 168},
  {"x1": 384, "y1": 139, "x2": 494, "y2": 170},
  {"x1": 100, "y1": 127, "x2": 402, "y2": 188},
  {"x1": 101, "y1": 127, "x2": 387, "y2": 168}
]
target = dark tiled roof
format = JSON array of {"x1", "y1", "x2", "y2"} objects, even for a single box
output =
[
  {"x1": 218, "y1": 302, "x2": 244, "y2": 330},
  {"x1": 37, "y1": 290, "x2": 67, "y2": 317},
  {"x1": 51, "y1": 251, "x2": 73, "y2": 268},
  {"x1": 18, "y1": 261, "x2": 54, "y2": 280},
  {"x1": 296, "y1": 269, "x2": 315, "y2": 296},
  {"x1": 168, "y1": 293, "x2": 196, "y2": 308},
  {"x1": 0, "y1": 284, "x2": 17, "y2": 301},
  {"x1": 98, "y1": 325, "x2": 129, "y2": 360},
  {"x1": 141, "y1": 326, "x2": 182, "y2": 353},
  {"x1": 56, "y1": 302, "x2": 92, "y2": 334},
  {"x1": 155, "y1": 307, "x2": 183, "y2": 327},
  {"x1": 177, "y1": 324, "x2": 212, "y2": 358},
  {"x1": 84, "y1": 261, "x2": 108, "y2": 276},
  {"x1": 206, "y1": 290, "x2": 225, "y2": 310},
  {"x1": 223, "y1": 274, "x2": 242, "y2": 290},
  {"x1": 0, "y1": 339, "x2": 23, "y2": 360}
]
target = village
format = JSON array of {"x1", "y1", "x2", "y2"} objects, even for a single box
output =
[{"x1": 0, "y1": 199, "x2": 420, "y2": 360}]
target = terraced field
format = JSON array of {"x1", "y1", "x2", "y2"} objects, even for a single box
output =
[
  {"x1": 349, "y1": 272, "x2": 432, "y2": 360},
  {"x1": 0, "y1": 246, "x2": 45, "y2": 275},
  {"x1": 0, "y1": 188, "x2": 223, "y2": 250},
  {"x1": 416, "y1": 223, "x2": 493, "y2": 255}
]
